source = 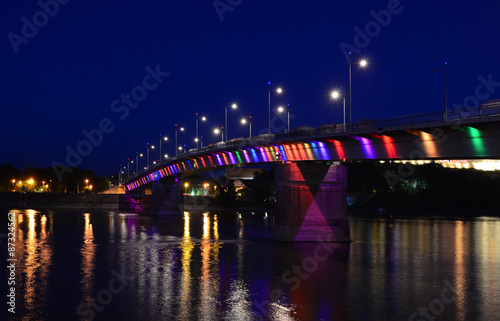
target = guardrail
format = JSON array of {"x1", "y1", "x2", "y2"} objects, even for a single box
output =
[{"x1": 131, "y1": 103, "x2": 500, "y2": 178}]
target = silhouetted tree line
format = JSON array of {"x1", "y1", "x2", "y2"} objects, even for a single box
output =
[
  {"x1": 346, "y1": 161, "x2": 500, "y2": 212},
  {"x1": 0, "y1": 163, "x2": 110, "y2": 193}
]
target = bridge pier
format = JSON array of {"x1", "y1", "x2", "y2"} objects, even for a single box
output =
[
  {"x1": 274, "y1": 162, "x2": 350, "y2": 242},
  {"x1": 151, "y1": 179, "x2": 183, "y2": 215}
]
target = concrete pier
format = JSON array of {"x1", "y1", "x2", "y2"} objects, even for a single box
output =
[
  {"x1": 150, "y1": 179, "x2": 183, "y2": 215},
  {"x1": 274, "y1": 162, "x2": 350, "y2": 242}
]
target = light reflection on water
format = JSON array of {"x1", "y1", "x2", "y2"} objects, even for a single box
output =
[{"x1": 5, "y1": 210, "x2": 500, "y2": 320}]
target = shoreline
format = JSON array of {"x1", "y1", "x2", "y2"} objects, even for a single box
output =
[{"x1": 1, "y1": 192, "x2": 498, "y2": 218}]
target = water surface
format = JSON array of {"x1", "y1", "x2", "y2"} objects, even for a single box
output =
[{"x1": 3, "y1": 209, "x2": 500, "y2": 320}]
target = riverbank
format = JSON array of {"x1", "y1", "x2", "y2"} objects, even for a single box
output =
[{"x1": 0, "y1": 192, "x2": 140, "y2": 211}]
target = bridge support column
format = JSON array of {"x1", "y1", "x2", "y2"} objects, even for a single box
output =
[
  {"x1": 151, "y1": 179, "x2": 183, "y2": 215},
  {"x1": 274, "y1": 162, "x2": 350, "y2": 242}
]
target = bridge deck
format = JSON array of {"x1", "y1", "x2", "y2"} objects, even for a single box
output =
[{"x1": 125, "y1": 103, "x2": 500, "y2": 191}]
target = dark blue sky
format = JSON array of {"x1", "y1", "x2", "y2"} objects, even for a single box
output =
[{"x1": 1, "y1": 0, "x2": 499, "y2": 176}]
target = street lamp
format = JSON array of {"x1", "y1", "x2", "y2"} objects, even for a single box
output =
[
  {"x1": 214, "y1": 128, "x2": 223, "y2": 142},
  {"x1": 241, "y1": 116, "x2": 252, "y2": 141},
  {"x1": 348, "y1": 52, "x2": 368, "y2": 132},
  {"x1": 196, "y1": 113, "x2": 207, "y2": 148},
  {"x1": 135, "y1": 152, "x2": 143, "y2": 174},
  {"x1": 277, "y1": 106, "x2": 290, "y2": 132},
  {"x1": 225, "y1": 104, "x2": 237, "y2": 142},
  {"x1": 268, "y1": 82, "x2": 283, "y2": 134},
  {"x1": 175, "y1": 124, "x2": 185, "y2": 156},
  {"x1": 160, "y1": 135, "x2": 168, "y2": 161},
  {"x1": 331, "y1": 90, "x2": 346, "y2": 131},
  {"x1": 433, "y1": 62, "x2": 448, "y2": 121}
]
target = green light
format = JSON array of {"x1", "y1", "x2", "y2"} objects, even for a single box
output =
[
  {"x1": 235, "y1": 151, "x2": 243, "y2": 163},
  {"x1": 467, "y1": 126, "x2": 486, "y2": 156}
]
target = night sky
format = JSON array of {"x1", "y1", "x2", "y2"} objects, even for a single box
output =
[{"x1": 1, "y1": 0, "x2": 499, "y2": 176}]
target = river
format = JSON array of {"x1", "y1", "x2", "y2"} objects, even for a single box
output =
[{"x1": 2, "y1": 209, "x2": 500, "y2": 320}]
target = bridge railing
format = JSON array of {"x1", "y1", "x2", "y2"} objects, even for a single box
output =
[{"x1": 132, "y1": 102, "x2": 500, "y2": 178}]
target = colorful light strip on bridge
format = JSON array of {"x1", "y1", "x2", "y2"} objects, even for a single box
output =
[{"x1": 125, "y1": 126, "x2": 495, "y2": 191}]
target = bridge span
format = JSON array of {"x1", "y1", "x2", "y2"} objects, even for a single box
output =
[
  {"x1": 124, "y1": 103, "x2": 500, "y2": 242},
  {"x1": 125, "y1": 103, "x2": 500, "y2": 191}
]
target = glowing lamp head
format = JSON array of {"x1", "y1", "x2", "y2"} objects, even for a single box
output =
[
  {"x1": 331, "y1": 91, "x2": 340, "y2": 99},
  {"x1": 276, "y1": 87, "x2": 283, "y2": 94},
  {"x1": 201, "y1": 116, "x2": 207, "y2": 121},
  {"x1": 178, "y1": 146, "x2": 183, "y2": 150},
  {"x1": 180, "y1": 127, "x2": 185, "y2": 131},
  {"x1": 278, "y1": 106, "x2": 285, "y2": 113},
  {"x1": 214, "y1": 128, "x2": 220, "y2": 134},
  {"x1": 231, "y1": 103, "x2": 237, "y2": 109},
  {"x1": 241, "y1": 119, "x2": 247, "y2": 124},
  {"x1": 163, "y1": 136, "x2": 168, "y2": 141},
  {"x1": 359, "y1": 60, "x2": 368, "y2": 67}
]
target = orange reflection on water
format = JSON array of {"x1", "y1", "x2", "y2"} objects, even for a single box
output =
[
  {"x1": 24, "y1": 210, "x2": 38, "y2": 308},
  {"x1": 80, "y1": 213, "x2": 96, "y2": 303},
  {"x1": 198, "y1": 213, "x2": 220, "y2": 319},
  {"x1": 454, "y1": 221, "x2": 466, "y2": 321},
  {"x1": 22, "y1": 210, "x2": 52, "y2": 313},
  {"x1": 179, "y1": 212, "x2": 195, "y2": 319}
]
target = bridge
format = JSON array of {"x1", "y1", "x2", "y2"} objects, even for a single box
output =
[{"x1": 124, "y1": 102, "x2": 500, "y2": 242}]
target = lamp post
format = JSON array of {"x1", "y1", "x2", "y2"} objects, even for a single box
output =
[
  {"x1": 348, "y1": 52, "x2": 368, "y2": 132},
  {"x1": 433, "y1": 62, "x2": 448, "y2": 121},
  {"x1": 160, "y1": 135, "x2": 168, "y2": 161},
  {"x1": 277, "y1": 106, "x2": 290, "y2": 132},
  {"x1": 268, "y1": 83, "x2": 283, "y2": 134},
  {"x1": 135, "y1": 152, "x2": 143, "y2": 174},
  {"x1": 225, "y1": 104, "x2": 237, "y2": 142},
  {"x1": 196, "y1": 113, "x2": 207, "y2": 148},
  {"x1": 214, "y1": 128, "x2": 223, "y2": 142},
  {"x1": 331, "y1": 90, "x2": 346, "y2": 131},
  {"x1": 241, "y1": 116, "x2": 252, "y2": 141},
  {"x1": 175, "y1": 124, "x2": 185, "y2": 156}
]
